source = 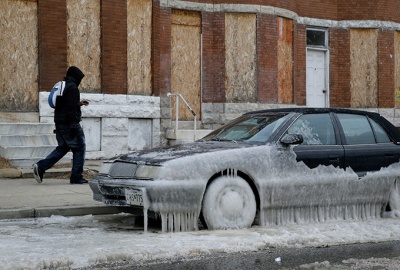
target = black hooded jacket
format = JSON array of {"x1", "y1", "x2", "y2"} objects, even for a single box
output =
[{"x1": 54, "y1": 66, "x2": 85, "y2": 126}]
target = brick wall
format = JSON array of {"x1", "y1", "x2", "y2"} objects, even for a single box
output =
[
  {"x1": 296, "y1": 0, "x2": 338, "y2": 20},
  {"x1": 329, "y1": 28, "x2": 351, "y2": 108},
  {"x1": 157, "y1": 6, "x2": 172, "y2": 96},
  {"x1": 101, "y1": 0, "x2": 127, "y2": 94},
  {"x1": 151, "y1": 0, "x2": 161, "y2": 96},
  {"x1": 293, "y1": 23, "x2": 306, "y2": 105},
  {"x1": 184, "y1": 0, "x2": 400, "y2": 22},
  {"x1": 151, "y1": 2, "x2": 172, "y2": 97},
  {"x1": 257, "y1": 14, "x2": 277, "y2": 103},
  {"x1": 378, "y1": 29, "x2": 395, "y2": 108},
  {"x1": 337, "y1": 0, "x2": 400, "y2": 22},
  {"x1": 35, "y1": 0, "x2": 400, "y2": 109},
  {"x1": 38, "y1": 0, "x2": 68, "y2": 91},
  {"x1": 201, "y1": 12, "x2": 226, "y2": 103}
]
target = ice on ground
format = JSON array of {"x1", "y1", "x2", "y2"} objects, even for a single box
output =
[{"x1": 1, "y1": 215, "x2": 400, "y2": 269}]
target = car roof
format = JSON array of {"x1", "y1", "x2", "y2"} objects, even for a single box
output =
[
  {"x1": 244, "y1": 107, "x2": 400, "y2": 143},
  {"x1": 244, "y1": 107, "x2": 380, "y2": 117}
]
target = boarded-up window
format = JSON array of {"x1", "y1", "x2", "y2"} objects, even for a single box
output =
[
  {"x1": 127, "y1": 0, "x2": 152, "y2": 96},
  {"x1": 350, "y1": 29, "x2": 378, "y2": 108},
  {"x1": 225, "y1": 14, "x2": 257, "y2": 103},
  {"x1": 171, "y1": 10, "x2": 201, "y2": 121},
  {"x1": 67, "y1": 0, "x2": 101, "y2": 93},
  {"x1": 277, "y1": 17, "x2": 293, "y2": 104},
  {"x1": 395, "y1": 31, "x2": 400, "y2": 108},
  {"x1": 0, "y1": 0, "x2": 38, "y2": 111}
]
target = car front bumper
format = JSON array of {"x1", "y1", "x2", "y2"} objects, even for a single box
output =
[{"x1": 89, "y1": 176, "x2": 206, "y2": 215}]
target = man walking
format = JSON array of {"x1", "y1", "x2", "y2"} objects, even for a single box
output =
[{"x1": 33, "y1": 66, "x2": 89, "y2": 184}]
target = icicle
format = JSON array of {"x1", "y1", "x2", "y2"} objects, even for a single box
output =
[
  {"x1": 168, "y1": 213, "x2": 173, "y2": 232},
  {"x1": 174, "y1": 212, "x2": 180, "y2": 232},
  {"x1": 161, "y1": 213, "x2": 167, "y2": 233},
  {"x1": 141, "y1": 188, "x2": 150, "y2": 233},
  {"x1": 143, "y1": 209, "x2": 148, "y2": 233},
  {"x1": 260, "y1": 203, "x2": 386, "y2": 227},
  {"x1": 158, "y1": 211, "x2": 200, "y2": 233}
]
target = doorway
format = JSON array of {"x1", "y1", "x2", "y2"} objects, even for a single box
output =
[{"x1": 306, "y1": 28, "x2": 329, "y2": 108}]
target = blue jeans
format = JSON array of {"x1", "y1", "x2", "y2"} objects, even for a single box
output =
[{"x1": 37, "y1": 124, "x2": 86, "y2": 182}]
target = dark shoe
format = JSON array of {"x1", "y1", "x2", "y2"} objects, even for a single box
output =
[
  {"x1": 33, "y1": 163, "x2": 44, "y2": 184},
  {"x1": 70, "y1": 179, "x2": 88, "y2": 184}
]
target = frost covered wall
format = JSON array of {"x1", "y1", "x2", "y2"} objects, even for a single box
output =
[
  {"x1": 39, "y1": 93, "x2": 161, "y2": 159},
  {"x1": 0, "y1": 0, "x2": 38, "y2": 112}
]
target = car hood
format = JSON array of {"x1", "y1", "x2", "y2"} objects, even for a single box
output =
[{"x1": 117, "y1": 141, "x2": 257, "y2": 165}]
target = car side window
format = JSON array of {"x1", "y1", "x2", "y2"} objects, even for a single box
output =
[
  {"x1": 336, "y1": 114, "x2": 378, "y2": 144},
  {"x1": 287, "y1": 114, "x2": 336, "y2": 145}
]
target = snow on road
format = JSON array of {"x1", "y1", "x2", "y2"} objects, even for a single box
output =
[{"x1": 0, "y1": 214, "x2": 399, "y2": 269}]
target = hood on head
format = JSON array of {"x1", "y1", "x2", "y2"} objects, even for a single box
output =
[{"x1": 66, "y1": 66, "x2": 85, "y2": 86}]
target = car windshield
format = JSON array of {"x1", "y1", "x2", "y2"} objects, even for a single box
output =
[{"x1": 202, "y1": 113, "x2": 290, "y2": 143}]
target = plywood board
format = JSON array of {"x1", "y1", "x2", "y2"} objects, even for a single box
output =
[
  {"x1": 0, "y1": 0, "x2": 38, "y2": 111},
  {"x1": 127, "y1": 0, "x2": 152, "y2": 96},
  {"x1": 171, "y1": 10, "x2": 201, "y2": 121},
  {"x1": 277, "y1": 17, "x2": 293, "y2": 104},
  {"x1": 225, "y1": 13, "x2": 257, "y2": 103},
  {"x1": 395, "y1": 31, "x2": 400, "y2": 108},
  {"x1": 67, "y1": 0, "x2": 101, "y2": 93},
  {"x1": 350, "y1": 29, "x2": 378, "y2": 108}
]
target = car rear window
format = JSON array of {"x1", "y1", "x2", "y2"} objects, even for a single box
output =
[{"x1": 369, "y1": 118, "x2": 391, "y2": 143}]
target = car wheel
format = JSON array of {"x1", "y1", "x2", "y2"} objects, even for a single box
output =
[{"x1": 202, "y1": 176, "x2": 256, "y2": 230}]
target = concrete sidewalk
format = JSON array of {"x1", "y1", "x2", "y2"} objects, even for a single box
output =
[{"x1": 0, "y1": 160, "x2": 120, "y2": 220}]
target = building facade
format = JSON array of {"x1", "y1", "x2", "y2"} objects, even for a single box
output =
[{"x1": 1, "y1": 0, "x2": 400, "y2": 157}]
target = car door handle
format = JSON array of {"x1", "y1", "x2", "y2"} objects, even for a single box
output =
[{"x1": 329, "y1": 156, "x2": 340, "y2": 162}]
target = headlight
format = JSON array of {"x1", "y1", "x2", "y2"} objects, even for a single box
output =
[
  {"x1": 135, "y1": 165, "x2": 161, "y2": 180},
  {"x1": 135, "y1": 165, "x2": 187, "y2": 180},
  {"x1": 109, "y1": 162, "x2": 137, "y2": 178},
  {"x1": 99, "y1": 162, "x2": 113, "y2": 175}
]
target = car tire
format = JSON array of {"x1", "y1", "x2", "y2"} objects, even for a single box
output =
[{"x1": 202, "y1": 176, "x2": 256, "y2": 230}]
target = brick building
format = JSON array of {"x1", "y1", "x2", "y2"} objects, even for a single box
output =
[{"x1": 0, "y1": 0, "x2": 400, "y2": 160}]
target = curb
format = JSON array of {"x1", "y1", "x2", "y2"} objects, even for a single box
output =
[
  {"x1": 0, "y1": 206, "x2": 121, "y2": 220},
  {"x1": 0, "y1": 168, "x2": 21, "y2": 179},
  {"x1": 1, "y1": 159, "x2": 103, "y2": 179},
  {"x1": 0, "y1": 168, "x2": 84, "y2": 179}
]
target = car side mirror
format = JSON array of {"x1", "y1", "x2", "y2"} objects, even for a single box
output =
[{"x1": 280, "y1": 134, "x2": 303, "y2": 145}]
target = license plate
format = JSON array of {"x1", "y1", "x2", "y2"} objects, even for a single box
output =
[{"x1": 124, "y1": 188, "x2": 144, "y2": 206}]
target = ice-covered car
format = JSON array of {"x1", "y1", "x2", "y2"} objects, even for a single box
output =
[{"x1": 89, "y1": 108, "x2": 400, "y2": 232}]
